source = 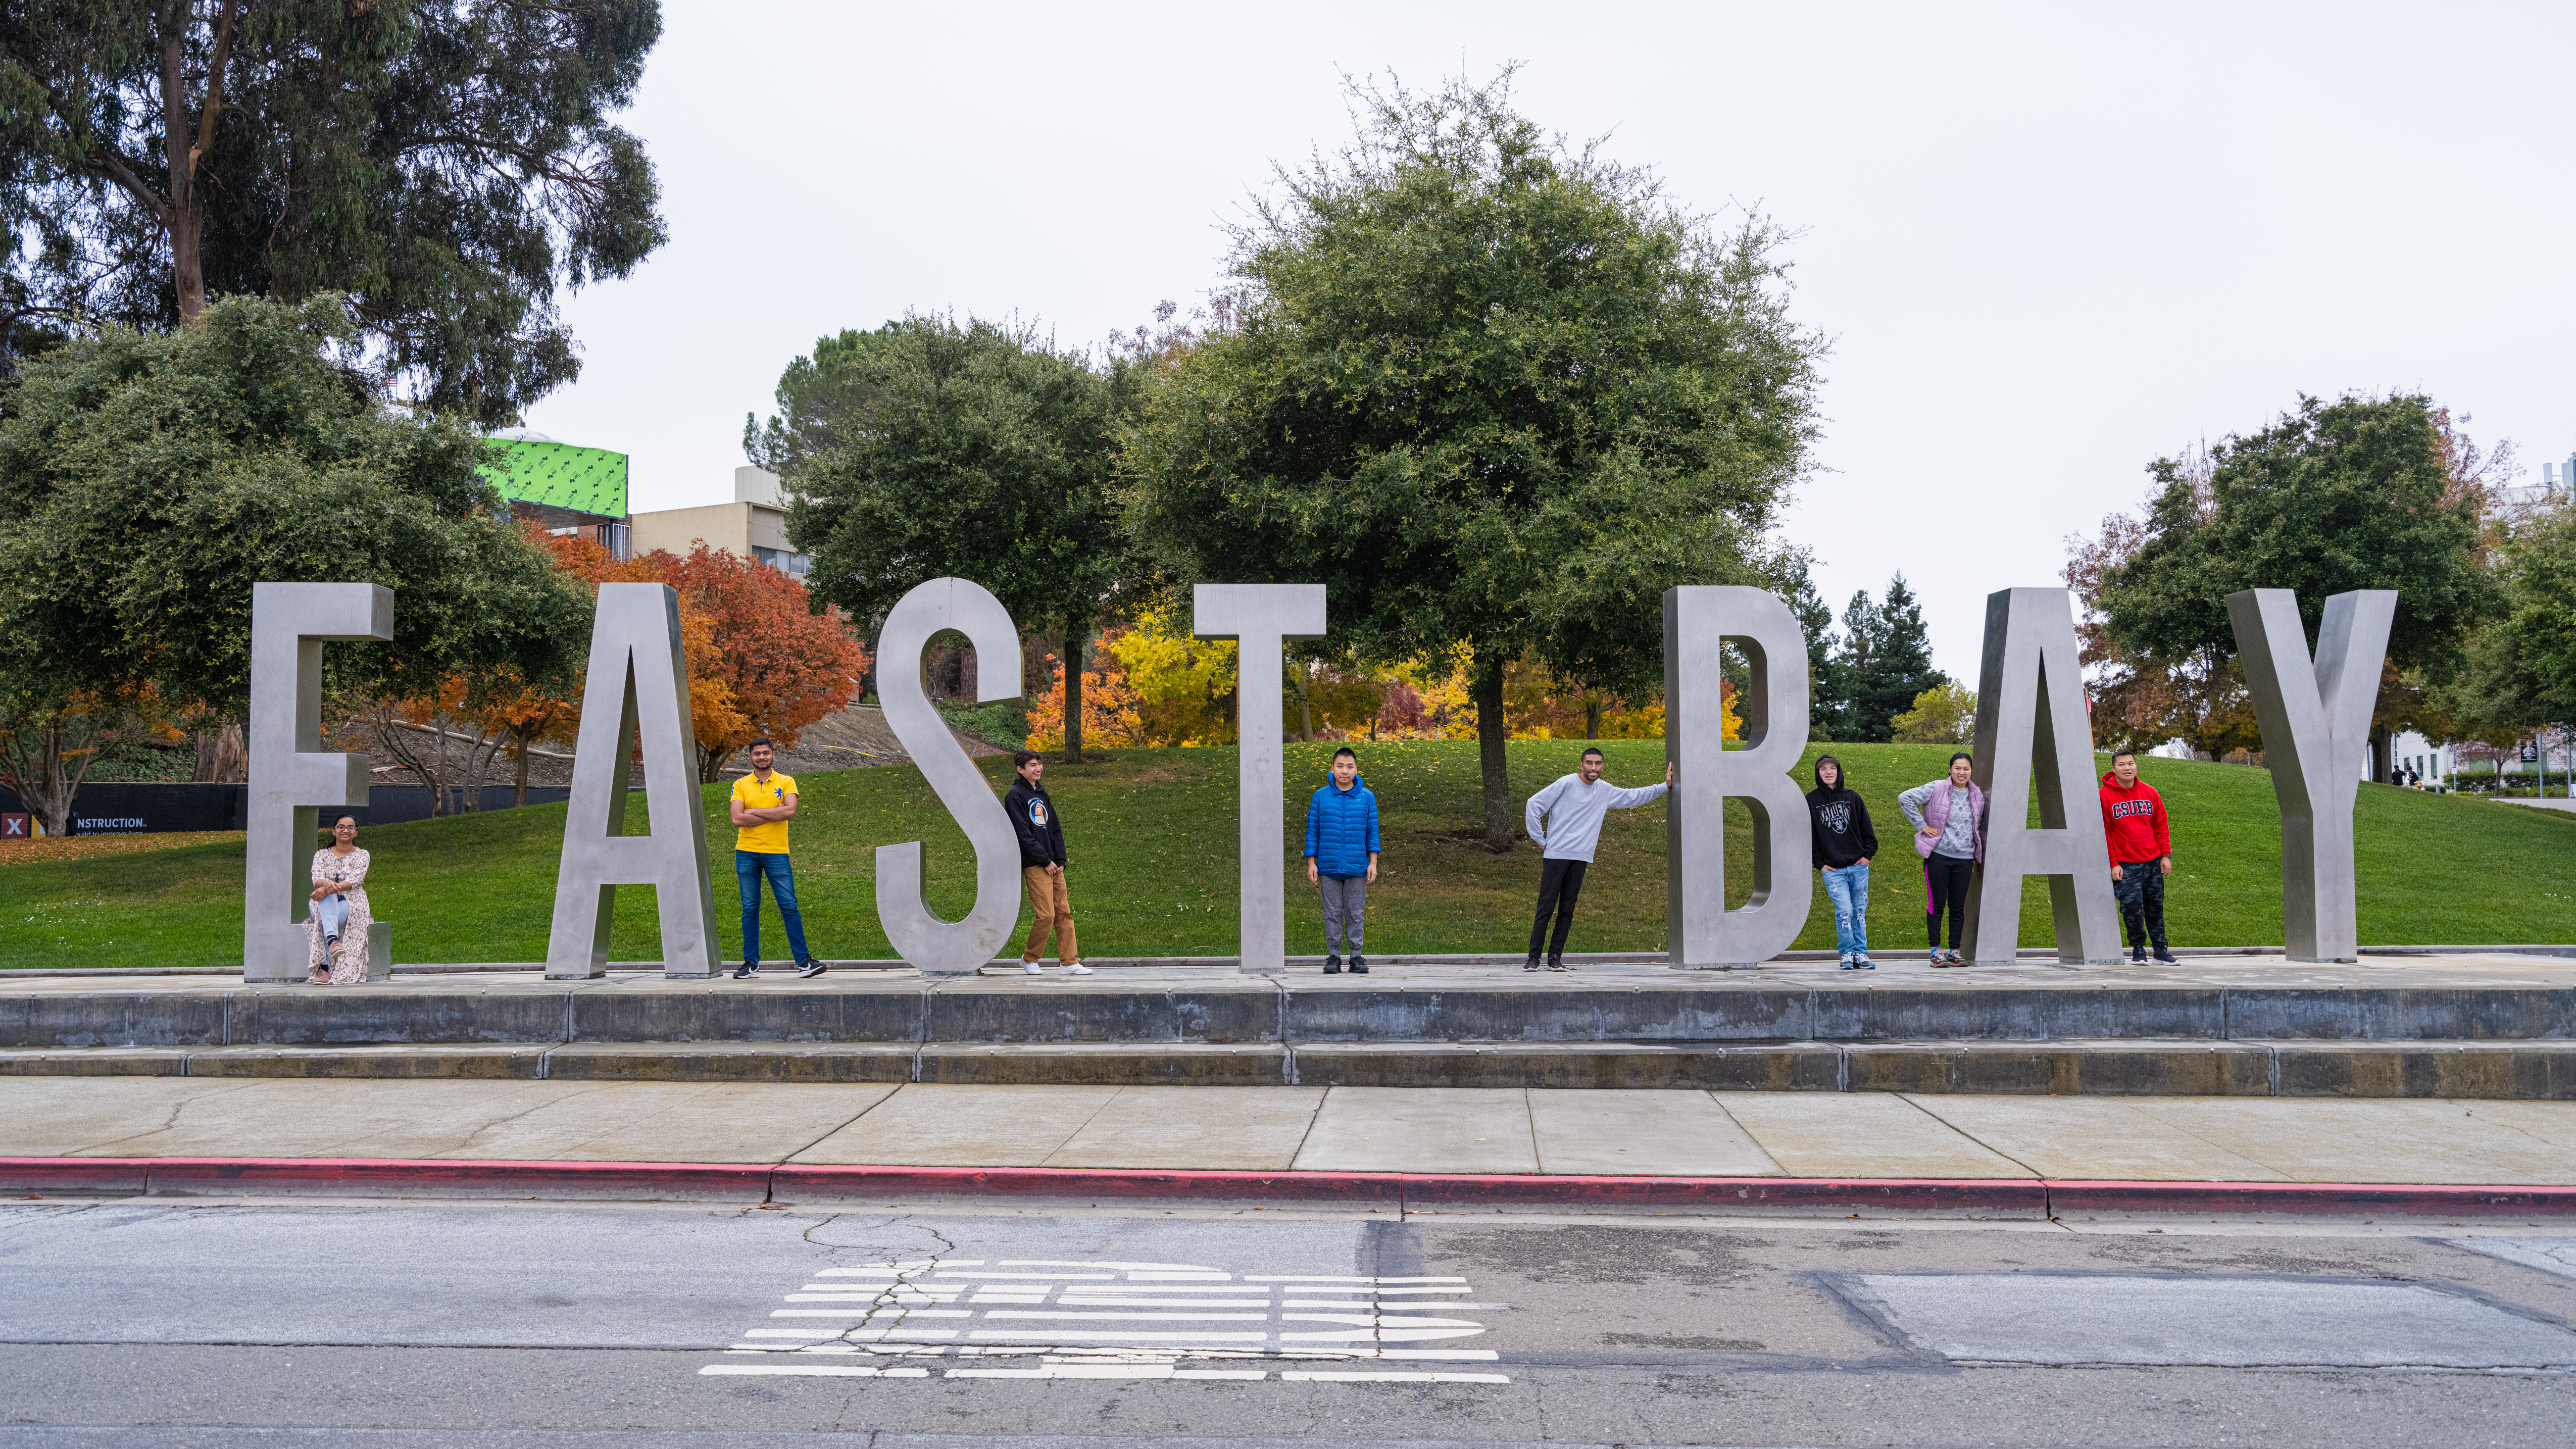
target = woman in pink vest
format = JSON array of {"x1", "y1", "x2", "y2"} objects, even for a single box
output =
[{"x1": 1897, "y1": 753, "x2": 1986, "y2": 966}]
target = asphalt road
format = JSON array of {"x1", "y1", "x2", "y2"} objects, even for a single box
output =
[{"x1": 0, "y1": 1196, "x2": 2571, "y2": 1447}]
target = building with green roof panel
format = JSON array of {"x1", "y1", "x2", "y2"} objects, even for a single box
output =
[{"x1": 480, "y1": 430, "x2": 629, "y2": 555}]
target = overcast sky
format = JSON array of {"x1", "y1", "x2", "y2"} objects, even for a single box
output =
[{"x1": 521, "y1": 0, "x2": 2575, "y2": 676}]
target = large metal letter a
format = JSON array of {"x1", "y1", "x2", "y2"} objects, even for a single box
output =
[
  {"x1": 1962, "y1": 588, "x2": 2121, "y2": 965},
  {"x1": 2225, "y1": 587, "x2": 2395, "y2": 963},
  {"x1": 544, "y1": 583, "x2": 719, "y2": 979},
  {"x1": 243, "y1": 582, "x2": 394, "y2": 981},
  {"x1": 1664, "y1": 586, "x2": 1812, "y2": 969},
  {"x1": 875, "y1": 577, "x2": 1026, "y2": 975},
  {"x1": 1196, "y1": 583, "x2": 1327, "y2": 976}
]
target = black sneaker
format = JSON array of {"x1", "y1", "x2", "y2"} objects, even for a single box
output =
[
  {"x1": 731, "y1": 963, "x2": 759, "y2": 979},
  {"x1": 1544, "y1": 955, "x2": 1571, "y2": 972},
  {"x1": 2128, "y1": 946, "x2": 2148, "y2": 964},
  {"x1": 1349, "y1": 954, "x2": 1368, "y2": 974},
  {"x1": 2151, "y1": 946, "x2": 2178, "y2": 965},
  {"x1": 1523, "y1": 955, "x2": 1542, "y2": 971},
  {"x1": 796, "y1": 960, "x2": 827, "y2": 979},
  {"x1": 1323, "y1": 955, "x2": 1343, "y2": 975}
]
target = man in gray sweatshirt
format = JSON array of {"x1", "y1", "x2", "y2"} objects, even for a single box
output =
[{"x1": 1522, "y1": 747, "x2": 1676, "y2": 971}]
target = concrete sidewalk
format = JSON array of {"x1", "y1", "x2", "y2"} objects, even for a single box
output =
[{"x1": 4, "y1": 1077, "x2": 2573, "y2": 1186}]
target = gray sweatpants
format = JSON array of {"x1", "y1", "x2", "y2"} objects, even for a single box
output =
[{"x1": 1318, "y1": 874, "x2": 1367, "y2": 955}]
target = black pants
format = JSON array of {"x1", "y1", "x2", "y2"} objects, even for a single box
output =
[
  {"x1": 2113, "y1": 864, "x2": 2168, "y2": 950},
  {"x1": 1922, "y1": 853, "x2": 1973, "y2": 950},
  {"x1": 1528, "y1": 858, "x2": 1589, "y2": 958}
]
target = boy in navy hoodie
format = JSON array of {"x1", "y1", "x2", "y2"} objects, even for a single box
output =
[
  {"x1": 1303, "y1": 746, "x2": 1381, "y2": 973},
  {"x1": 1005, "y1": 751, "x2": 1092, "y2": 975}
]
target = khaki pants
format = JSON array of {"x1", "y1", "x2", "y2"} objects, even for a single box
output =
[{"x1": 1022, "y1": 865, "x2": 1078, "y2": 964}]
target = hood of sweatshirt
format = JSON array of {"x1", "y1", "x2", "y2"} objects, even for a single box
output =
[{"x1": 1808, "y1": 754, "x2": 1855, "y2": 801}]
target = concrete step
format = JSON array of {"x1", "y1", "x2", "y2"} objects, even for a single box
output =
[
  {"x1": 7, "y1": 978, "x2": 2573, "y2": 1048},
  {"x1": 5, "y1": 1038, "x2": 2571, "y2": 1097}
]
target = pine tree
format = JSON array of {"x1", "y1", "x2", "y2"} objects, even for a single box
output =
[{"x1": 1821, "y1": 574, "x2": 1944, "y2": 742}]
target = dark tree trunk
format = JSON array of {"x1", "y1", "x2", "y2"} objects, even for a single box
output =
[
  {"x1": 1473, "y1": 662, "x2": 1512, "y2": 847},
  {"x1": 1584, "y1": 692, "x2": 1604, "y2": 740},
  {"x1": 1062, "y1": 622, "x2": 1086, "y2": 763},
  {"x1": 512, "y1": 728, "x2": 533, "y2": 807}
]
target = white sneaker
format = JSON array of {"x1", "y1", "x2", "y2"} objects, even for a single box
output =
[
  {"x1": 1022, "y1": 961, "x2": 1047, "y2": 974},
  {"x1": 1060, "y1": 962, "x2": 1093, "y2": 975}
]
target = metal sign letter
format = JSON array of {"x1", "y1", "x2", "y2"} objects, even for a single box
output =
[
  {"x1": 875, "y1": 577, "x2": 1026, "y2": 975},
  {"x1": 1195, "y1": 583, "x2": 1328, "y2": 975},
  {"x1": 2225, "y1": 587, "x2": 2395, "y2": 963},
  {"x1": 1664, "y1": 585, "x2": 1813, "y2": 968},
  {"x1": 1962, "y1": 588, "x2": 2121, "y2": 964},
  {"x1": 544, "y1": 583, "x2": 719, "y2": 979},
  {"x1": 243, "y1": 582, "x2": 395, "y2": 981}
]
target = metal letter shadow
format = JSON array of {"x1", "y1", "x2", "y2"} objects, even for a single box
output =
[
  {"x1": 1664, "y1": 586, "x2": 1812, "y2": 968},
  {"x1": 1196, "y1": 583, "x2": 1327, "y2": 976},
  {"x1": 2226, "y1": 587, "x2": 2395, "y2": 963},
  {"x1": 875, "y1": 577, "x2": 1025, "y2": 975},
  {"x1": 1962, "y1": 588, "x2": 2120, "y2": 964},
  {"x1": 544, "y1": 583, "x2": 719, "y2": 979},
  {"x1": 243, "y1": 583, "x2": 394, "y2": 982}
]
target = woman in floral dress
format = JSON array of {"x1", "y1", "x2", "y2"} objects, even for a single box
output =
[{"x1": 305, "y1": 816, "x2": 373, "y2": 984}]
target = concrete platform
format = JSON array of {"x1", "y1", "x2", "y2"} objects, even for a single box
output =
[{"x1": 3, "y1": 953, "x2": 2570, "y2": 1095}]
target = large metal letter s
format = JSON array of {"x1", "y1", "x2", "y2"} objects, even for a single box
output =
[
  {"x1": 2226, "y1": 587, "x2": 2395, "y2": 963},
  {"x1": 875, "y1": 577, "x2": 1026, "y2": 975},
  {"x1": 1664, "y1": 585, "x2": 1812, "y2": 969}
]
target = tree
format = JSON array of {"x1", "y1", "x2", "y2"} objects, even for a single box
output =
[
  {"x1": 759, "y1": 315, "x2": 1138, "y2": 762},
  {"x1": 660, "y1": 542, "x2": 868, "y2": 780},
  {"x1": 0, "y1": 1, "x2": 667, "y2": 422},
  {"x1": 0, "y1": 295, "x2": 588, "y2": 822},
  {"x1": 2443, "y1": 504, "x2": 2576, "y2": 738},
  {"x1": 1816, "y1": 575, "x2": 1943, "y2": 742},
  {"x1": 2062, "y1": 445, "x2": 2263, "y2": 760},
  {"x1": 1890, "y1": 680, "x2": 1975, "y2": 743},
  {"x1": 0, "y1": 688, "x2": 156, "y2": 836},
  {"x1": 1121, "y1": 72, "x2": 1821, "y2": 844},
  {"x1": 1777, "y1": 552, "x2": 1835, "y2": 727},
  {"x1": 2100, "y1": 394, "x2": 2504, "y2": 779}
]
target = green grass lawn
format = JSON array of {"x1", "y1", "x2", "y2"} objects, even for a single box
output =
[{"x1": 6, "y1": 739, "x2": 2572, "y2": 969}]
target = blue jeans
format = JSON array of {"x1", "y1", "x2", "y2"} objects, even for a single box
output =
[
  {"x1": 735, "y1": 851, "x2": 810, "y2": 965},
  {"x1": 1820, "y1": 861, "x2": 1870, "y2": 957}
]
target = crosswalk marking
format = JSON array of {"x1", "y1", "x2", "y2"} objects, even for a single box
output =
[{"x1": 699, "y1": 1253, "x2": 1511, "y2": 1386}]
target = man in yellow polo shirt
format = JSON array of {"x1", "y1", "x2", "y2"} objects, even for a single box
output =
[{"x1": 729, "y1": 737, "x2": 823, "y2": 979}]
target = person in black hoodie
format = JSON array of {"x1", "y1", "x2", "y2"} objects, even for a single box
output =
[
  {"x1": 1004, "y1": 750, "x2": 1091, "y2": 975},
  {"x1": 1808, "y1": 754, "x2": 1879, "y2": 970}
]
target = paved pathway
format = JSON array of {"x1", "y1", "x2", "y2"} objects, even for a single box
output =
[{"x1": 5, "y1": 1077, "x2": 2572, "y2": 1184}]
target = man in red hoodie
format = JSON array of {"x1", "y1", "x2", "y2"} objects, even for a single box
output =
[{"x1": 2100, "y1": 748, "x2": 2175, "y2": 964}]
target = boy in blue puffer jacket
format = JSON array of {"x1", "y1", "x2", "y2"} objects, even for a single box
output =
[{"x1": 1303, "y1": 746, "x2": 1382, "y2": 974}]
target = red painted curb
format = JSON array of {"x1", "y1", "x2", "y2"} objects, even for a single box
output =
[
  {"x1": 770, "y1": 1165, "x2": 1405, "y2": 1202},
  {"x1": 0, "y1": 1158, "x2": 151, "y2": 1194},
  {"x1": 2046, "y1": 1179, "x2": 2576, "y2": 1218},
  {"x1": 3, "y1": 1158, "x2": 2570, "y2": 1216}
]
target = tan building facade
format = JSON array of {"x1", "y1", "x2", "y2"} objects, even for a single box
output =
[{"x1": 628, "y1": 467, "x2": 811, "y2": 575}]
